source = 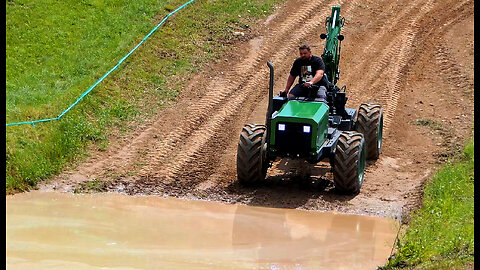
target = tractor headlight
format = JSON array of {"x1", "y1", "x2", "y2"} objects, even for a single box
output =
[
  {"x1": 303, "y1": 125, "x2": 311, "y2": 133},
  {"x1": 278, "y1": 123, "x2": 286, "y2": 131}
]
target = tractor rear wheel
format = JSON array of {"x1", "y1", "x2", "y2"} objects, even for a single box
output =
[
  {"x1": 356, "y1": 103, "x2": 383, "y2": 160},
  {"x1": 333, "y1": 131, "x2": 366, "y2": 194},
  {"x1": 236, "y1": 124, "x2": 268, "y2": 186}
]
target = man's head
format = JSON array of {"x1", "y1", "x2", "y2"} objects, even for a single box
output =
[{"x1": 299, "y1": 44, "x2": 312, "y2": 60}]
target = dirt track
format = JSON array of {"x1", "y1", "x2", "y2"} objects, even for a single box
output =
[{"x1": 40, "y1": 0, "x2": 474, "y2": 220}]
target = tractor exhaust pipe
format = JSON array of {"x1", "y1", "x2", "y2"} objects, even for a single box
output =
[
  {"x1": 266, "y1": 61, "x2": 274, "y2": 156},
  {"x1": 266, "y1": 61, "x2": 274, "y2": 122}
]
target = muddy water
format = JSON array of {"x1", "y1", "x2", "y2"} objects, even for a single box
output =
[{"x1": 6, "y1": 192, "x2": 399, "y2": 269}]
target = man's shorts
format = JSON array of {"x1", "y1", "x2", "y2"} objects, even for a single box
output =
[{"x1": 289, "y1": 84, "x2": 327, "y2": 99}]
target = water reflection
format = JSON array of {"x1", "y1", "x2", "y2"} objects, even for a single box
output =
[
  {"x1": 6, "y1": 192, "x2": 398, "y2": 269},
  {"x1": 231, "y1": 204, "x2": 397, "y2": 269}
]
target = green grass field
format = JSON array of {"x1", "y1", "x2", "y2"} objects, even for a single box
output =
[
  {"x1": 6, "y1": 0, "x2": 281, "y2": 193},
  {"x1": 382, "y1": 137, "x2": 474, "y2": 269}
]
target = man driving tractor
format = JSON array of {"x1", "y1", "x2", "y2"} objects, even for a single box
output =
[{"x1": 280, "y1": 44, "x2": 328, "y2": 100}]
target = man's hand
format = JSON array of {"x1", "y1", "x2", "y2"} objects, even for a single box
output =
[
  {"x1": 303, "y1": 81, "x2": 314, "y2": 87},
  {"x1": 279, "y1": 89, "x2": 288, "y2": 97}
]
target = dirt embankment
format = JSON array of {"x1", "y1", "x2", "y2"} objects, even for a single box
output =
[{"x1": 40, "y1": 0, "x2": 474, "y2": 220}]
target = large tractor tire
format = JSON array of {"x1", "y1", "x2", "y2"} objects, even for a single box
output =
[
  {"x1": 333, "y1": 131, "x2": 366, "y2": 194},
  {"x1": 356, "y1": 103, "x2": 383, "y2": 160},
  {"x1": 236, "y1": 124, "x2": 268, "y2": 186}
]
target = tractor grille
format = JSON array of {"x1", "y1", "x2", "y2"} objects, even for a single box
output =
[{"x1": 275, "y1": 122, "x2": 312, "y2": 155}]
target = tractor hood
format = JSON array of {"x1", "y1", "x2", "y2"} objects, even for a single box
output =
[
  {"x1": 274, "y1": 100, "x2": 329, "y2": 122},
  {"x1": 270, "y1": 100, "x2": 329, "y2": 156}
]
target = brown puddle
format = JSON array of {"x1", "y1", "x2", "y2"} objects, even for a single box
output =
[{"x1": 6, "y1": 192, "x2": 399, "y2": 269}]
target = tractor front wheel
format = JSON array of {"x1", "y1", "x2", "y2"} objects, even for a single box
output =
[
  {"x1": 333, "y1": 131, "x2": 366, "y2": 194},
  {"x1": 236, "y1": 124, "x2": 268, "y2": 186},
  {"x1": 356, "y1": 103, "x2": 383, "y2": 160}
]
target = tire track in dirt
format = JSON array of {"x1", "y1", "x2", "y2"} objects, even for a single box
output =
[
  {"x1": 338, "y1": 0, "x2": 435, "y2": 132},
  {"x1": 377, "y1": 0, "x2": 474, "y2": 131},
  {"x1": 341, "y1": 0, "x2": 425, "y2": 93},
  {"x1": 350, "y1": 0, "x2": 473, "y2": 216},
  {"x1": 431, "y1": 0, "x2": 474, "y2": 92},
  {"x1": 435, "y1": 44, "x2": 474, "y2": 90},
  {"x1": 376, "y1": 0, "x2": 435, "y2": 131}
]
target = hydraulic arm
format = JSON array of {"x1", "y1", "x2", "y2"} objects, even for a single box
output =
[{"x1": 321, "y1": 6, "x2": 344, "y2": 85}]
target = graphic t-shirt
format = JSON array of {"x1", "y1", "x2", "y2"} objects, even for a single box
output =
[{"x1": 289, "y1": 55, "x2": 326, "y2": 86}]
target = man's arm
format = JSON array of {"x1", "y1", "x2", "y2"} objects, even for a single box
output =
[
  {"x1": 304, "y1": 69, "x2": 324, "y2": 87},
  {"x1": 281, "y1": 74, "x2": 296, "y2": 95}
]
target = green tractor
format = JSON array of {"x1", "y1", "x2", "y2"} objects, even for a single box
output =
[{"x1": 236, "y1": 6, "x2": 384, "y2": 194}]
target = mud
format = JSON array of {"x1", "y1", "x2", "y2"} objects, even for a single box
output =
[
  {"x1": 7, "y1": 191, "x2": 399, "y2": 269},
  {"x1": 38, "y1": 0, "x2": 474, "y2": 220}
]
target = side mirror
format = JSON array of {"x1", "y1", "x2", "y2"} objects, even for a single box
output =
[
  {"x1": 320, "y1": 33, "x2": 327, "y2": 39},
  {"x1": 337, "y1": 35, "x2": 344, "y2": 41}
]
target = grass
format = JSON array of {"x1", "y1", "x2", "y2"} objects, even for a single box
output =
[
  {"x1": 6, "y1": 0, "x2": 282, "y2": 194},
  {"x1": 74, "y1": 178, "x2": 110, "y2": 194},
  {"x1": 381, "y1": 136, "x2": 474, "y2": 269},
  {"x1": 413, "y1": 118, "x2": 465, "y2": 162},
  {"x1": 413, "y1": 118, "x2": 443, "y2": 131}
]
